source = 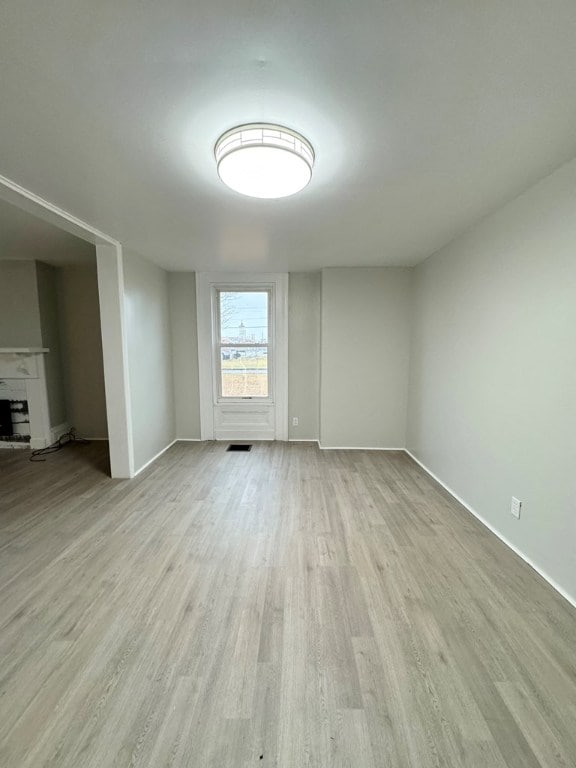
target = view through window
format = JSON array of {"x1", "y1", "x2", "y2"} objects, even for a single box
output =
[{"x1": 218, "y1": 290, "x2": 269, "y2": 398}]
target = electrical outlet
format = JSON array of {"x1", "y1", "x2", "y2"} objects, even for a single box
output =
[
  {"x1": 511, "y1": 497, "x2": 522, "y2": 519},
  {"x1": 292, "y1": 416, "x2": 299, "y2": 426}
]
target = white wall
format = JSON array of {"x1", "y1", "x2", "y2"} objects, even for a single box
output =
[
  {"x1": 0, "y1": 260, "x2": 42, "y2": 346},
  {"x1": 407, "y1": 158, "x2": 576, "y2": 604},
  {"x1": 289, "y1": 272, "x2": 320, "y2": 440},
  {"x1": 167, "y1": 270, "x2": 320, "y2": 442},
  {"x1": 57, "y1": 263, "x2": 108, "y2": 438},
  {"x1": 320, "y1": 267, "x2": 412, "y2": 448},
  {"x1": 124, "y1": 251, "x2": 175, "y2": 471},
  {"x1": 36, "y1": 261, "x2": 67, "y2": 428},
  {"x1": 168, "y1": 272, "x2": 201, "y2": 440}
]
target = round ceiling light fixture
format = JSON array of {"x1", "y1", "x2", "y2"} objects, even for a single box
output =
[{"x1": 214, "y1": 123, "x2": 314, "y2": 199}]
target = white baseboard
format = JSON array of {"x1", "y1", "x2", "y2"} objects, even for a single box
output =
[
  {"x1": 50, "y1": 422, "x2": 70, "y2": 444},
  {"x1": 319, "y1": 444, "x2": 405, "y2": 451},
  {"x1": 133, "y1": 439, "x2": 177, "y2": 478},
  {"x1": 404, "y1": 449, "x2": 576, "y2": 611},
  {"x1": 289, "y1": 440, "x2": 405, "y2": 450},
  {"x1": 28, "y1": 422, "x2": 70, "y2": 450},
  {"x1": 173, "y1": 439, "x2": 399, "y2": 448}
]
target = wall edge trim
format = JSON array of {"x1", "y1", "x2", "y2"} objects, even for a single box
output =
[
  {"x1": 404, "y1": 449, "x2": 576, "y2": 610},
  {"x1": 319, "y1": 444, "x2": 405, "y2": 450},
  {"x1": 50, "y1": 422, "x2": 71, "y2": 445},
  {"x1": 133, "y1": 439, "x2": 177, "y2": 477}
]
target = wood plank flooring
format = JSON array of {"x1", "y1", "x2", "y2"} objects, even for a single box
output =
[{"x1": 0, "y1": 441, "x2": 575, "y2": 767}]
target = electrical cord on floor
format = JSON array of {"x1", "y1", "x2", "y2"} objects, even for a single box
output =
[{"x1": 29, "y1": 428, "x2": 90, "y2": 462}]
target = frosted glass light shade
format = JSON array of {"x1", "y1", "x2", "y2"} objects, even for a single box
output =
[{"x1": 215, "y1": 124, "x2": 314, "y2": 199}]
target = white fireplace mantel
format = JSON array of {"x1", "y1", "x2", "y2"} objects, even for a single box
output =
[{"x1": 0, "y1": 348, "x2": 52, "y2": 449}]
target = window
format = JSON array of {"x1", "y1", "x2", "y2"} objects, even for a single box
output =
[
  {"x1": 196, "y1": 272, "x2": 288, "y2": 440},
  {"x1": 216, "y1": 289, "x2": 271, "y2": 399}
]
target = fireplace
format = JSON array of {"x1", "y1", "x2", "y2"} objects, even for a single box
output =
[{"x1": 0, "y1": 348, "x2": 52, "y2": 449}]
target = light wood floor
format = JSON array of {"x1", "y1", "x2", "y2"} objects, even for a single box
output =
[{"x1": 0, "y1": 442, "x2": 575, "y2": 767}]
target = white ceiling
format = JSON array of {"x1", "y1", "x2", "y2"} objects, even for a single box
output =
[
  {"x1": 1, "y1": 1, "x2": 576, "y2": 272},
  {"x1": 0, "y1": 199, "x2": 95, "y2": 266}
]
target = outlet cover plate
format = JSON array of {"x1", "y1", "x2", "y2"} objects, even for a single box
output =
[{"x1": 511, "y1": 497, "x2": 522, "y2": 519}]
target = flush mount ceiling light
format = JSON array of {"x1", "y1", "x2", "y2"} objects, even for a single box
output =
[{"x1": 214, "y1": 123, "x2": 314, "y2": 199}]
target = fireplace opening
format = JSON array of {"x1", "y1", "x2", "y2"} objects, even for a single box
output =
[
  {"x1": 0, "y1": 400, "x2": 11, "y2": 437},
  {"x1": 0, "y1": 394, "x2": 30, "y2": 444}
]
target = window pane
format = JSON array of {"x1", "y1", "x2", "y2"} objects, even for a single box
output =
[
  {"x1": 221, "y1": 347, "x2": 268, "y2": 398},
  {"x1": 219, "y1": 291, "x2": 268, "y2": 344}
]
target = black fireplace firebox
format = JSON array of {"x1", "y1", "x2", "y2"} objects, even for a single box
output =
[{"x1": 0, "y1": 400, "x2": 12, "y2": 437}]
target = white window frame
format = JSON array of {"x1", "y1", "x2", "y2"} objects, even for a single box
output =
[
  {"x1": 196, "y1": 272, "x2": 288, "y2": 441},
  {"x1": 214, "y1": 285, "x2": 273, "y2": 403}
]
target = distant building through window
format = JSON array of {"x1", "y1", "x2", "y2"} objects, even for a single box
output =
[{"x1": 217, "y1": 290, "x2": 270, "y2": 398}]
